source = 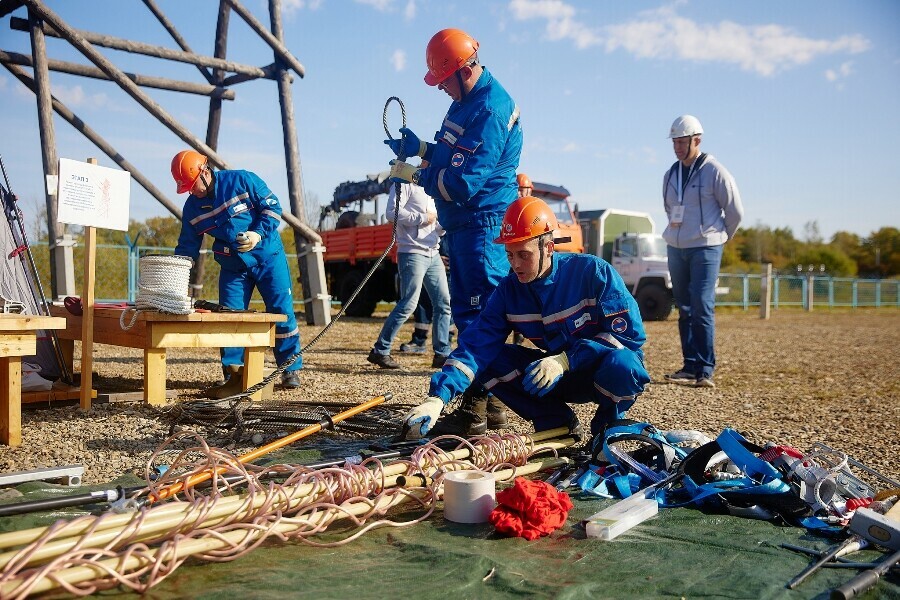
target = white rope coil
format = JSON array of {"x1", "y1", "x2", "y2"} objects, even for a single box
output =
[{"x1": 121, "y1": 255, "x2": 194, "y2": 330}]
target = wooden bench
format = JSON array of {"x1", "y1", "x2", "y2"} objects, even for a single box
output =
[
  {"x1": 0, "y1": 314, "x2": 67, "y2": 446},
  {"x1": 49, "y1": 306, "x2": 286, "y2": 405}
]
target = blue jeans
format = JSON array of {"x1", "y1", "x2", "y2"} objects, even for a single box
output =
[
  {"x1": 667, "y1": 244, "x2": 723, "y2": 379},
  {"x1": 373, "y1": 252, "x2": 451, "y2": 356},
  {"x1": 410, "y1": 292, "x2": 432, "y2": 345}
]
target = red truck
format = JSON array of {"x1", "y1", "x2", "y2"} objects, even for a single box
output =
[{"x1": 319, "y1": 178, "x2": 584, "y2": 317}]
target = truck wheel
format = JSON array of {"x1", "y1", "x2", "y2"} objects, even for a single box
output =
[
  {"x1": 339, "y1": 270, "x2": 377, "y2": 317},
  {"x1": 636, "y1": 284, "x2": 672, "y2": 321}
]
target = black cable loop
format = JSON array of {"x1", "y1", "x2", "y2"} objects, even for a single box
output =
[{"x1": 214, "y1": 97, "x2": 409, "y2": 404}]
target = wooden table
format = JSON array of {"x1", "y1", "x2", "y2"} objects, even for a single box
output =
[
  {"x1": 49, "y1": 306, "x2": 286, "y2": 405},
  {"x1": 0, "y1": 314, "x2": 67, "y2": 446}
]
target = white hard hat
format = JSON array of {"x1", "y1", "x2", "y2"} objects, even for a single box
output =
[{"x1": 668, "y1": 115, "x2": 703, "y2": 139}]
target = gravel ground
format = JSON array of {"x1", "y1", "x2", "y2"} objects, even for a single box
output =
[{"x1": 2, "y1": 310, "x2": 898, "y2": 486}]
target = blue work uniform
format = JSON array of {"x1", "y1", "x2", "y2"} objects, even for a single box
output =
[
  {"x1": 429, "y1": 253, "x2": 649, "y2": 435},
  {"x1": 174, "y1": 170, "x2": 301, "y2": 372},
  {"x1": 418, "y1": 67, "x2": 522, "y2": 334}
]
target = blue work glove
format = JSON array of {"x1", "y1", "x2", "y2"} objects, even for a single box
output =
[
  {"x1": 523, "y1": 353, "x2": 570, "y2": 397},
  {"x1": 402, "y1": 396, "x2": 444, "y2": 439},
  {"x1": 389, "y1": 159, "x2": 419, "y2": 184},
  {"x1": 384, "y1": 127, "x2": 427, "y2": 159}
]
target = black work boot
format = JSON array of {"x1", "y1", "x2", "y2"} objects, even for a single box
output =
[
  {"x1": 428, "y1": 392, "x2": 487, "y2": 437},
  {"x1": 486, "y1": 396, "x2": 509, "y2": 429},
  {"x1": 367, "y1": 349, "x2": 401, "y2": 369}
]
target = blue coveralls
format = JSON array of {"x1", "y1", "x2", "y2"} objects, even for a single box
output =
[
  {"x1": 174, "y1": 170, "x2": 301, "y2": 373},
  {"x1": 418, "y1": 67, "x2": 522, "y2": 335},
  {"x1": 429, "y1": 253, "x2": 650, "y2": 436}
]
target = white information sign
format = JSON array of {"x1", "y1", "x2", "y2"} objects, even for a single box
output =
[{"x1": 57, "y1": 158, "x2": 131, "y2": 231}]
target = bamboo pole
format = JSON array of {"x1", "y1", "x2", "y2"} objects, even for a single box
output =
[
  {"x1": 0, "y1": 428, "x2": 572, "y2": 555},
  {"x1": 19, "y1": 0, "x2": 230, "y2": 170},
  {"x1": 0, "y1": 50, "x2": 235, "y2": 99},
  {"x1": 1, "y1": 457, "x2": 568, "y2": 597},
  {"x1": 9, "y1": 15, "x2": 272, "y2": 80},
  {"x1": 150, "y1": 394, "x2": 391, "y2": 501},
  {"x1": 1, "y1": 62, "x2": 184, "y2": 219}
]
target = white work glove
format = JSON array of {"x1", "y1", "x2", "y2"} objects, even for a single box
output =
[
  {"x1": 523, "y1": 353, "x2": 569, "y2": 397},
  {"x1": 402, "y1": 396, "x2": 444, "y2": 439},
  {"x1": 389, "y1": 159, "x2": 420, "y2": 184},
  {"x1": 236, "y1": 231, "x2": 261, "y2": 252}
]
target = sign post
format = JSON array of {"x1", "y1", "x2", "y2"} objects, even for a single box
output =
[{"x1": 57, "y1": 157, "x2": 130, "y2": 409}]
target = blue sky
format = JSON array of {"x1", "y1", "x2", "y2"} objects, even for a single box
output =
[{"x1": 1, "y1": 0, "x2": 898, "y2": 241}]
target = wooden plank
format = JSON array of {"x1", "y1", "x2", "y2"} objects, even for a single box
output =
[
  {"x1": 95, "y1": 389, "x2": 175, "y2": 404},
  {"x1": 0, "y1": 335, "x2": 37, "y2": 357},
  {"x1": 79, "y1": 178, "x2": 97, "y2": 411},
  {"x1": 22, "y1": 387, "x2": 97, "y2": 404},
  {"x1": 0, "y1": 315, "x2": 66, "y2": 331},
  {"x1": 143, "y1": 349, "x2": 167, "y2": 406},
  {"x1": 243, "y1": 347, "x2": 264, "y2": 401},
  {"x1": 0, "y1": 356, "x2": 22, "y2": 447},
  {"x1": 149, "y1": 322, "x2": 275, "y2": 349}
]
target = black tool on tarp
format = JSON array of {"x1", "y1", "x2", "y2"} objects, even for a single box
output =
[
  {"x1": 0, "y1": 487, "x2": 125, "y2": 518},
  {"x1": 830, "y1": 547, "x2": 900, "y2": 599}
]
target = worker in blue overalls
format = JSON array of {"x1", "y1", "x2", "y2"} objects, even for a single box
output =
[
  {"x1": 401, "y1": 197, "x2": 651, "y2": 440},
  {"x1": 386, "y1": 28, "x2": 522, "y2": 436},
  {"x1": 170, "y1": 150, "x2": 301, "y2": 389}
]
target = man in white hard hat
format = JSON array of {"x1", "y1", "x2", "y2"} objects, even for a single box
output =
[{"x1": 662, "y1": 116, "x2": 743, "y2": 389}]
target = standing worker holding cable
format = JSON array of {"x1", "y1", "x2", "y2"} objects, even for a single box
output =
[
  {"x1": 385, "y1": 28, "x2": 522, "y2": 436},
  {"x1": 170, "y1": 150, "x2": 302, "y2": 390}
]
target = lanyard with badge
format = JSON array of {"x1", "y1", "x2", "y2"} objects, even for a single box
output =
[{"x1": 671, "y1": 156, "x2": 700, "y2": 226}]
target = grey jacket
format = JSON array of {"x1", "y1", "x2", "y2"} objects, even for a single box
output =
[
  {"x1": 385, "y1": 183, "x2": 444, "y2": 256},
  {"x1": 661, "y1": 153, "x2": 743, "y2": 249}
]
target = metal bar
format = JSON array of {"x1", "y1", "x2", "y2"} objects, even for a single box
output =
[
  {"x1": 141, "y1": 0, "x2": 215, "y2": 83},
  {"x1": 0, "y1": 49, "x2": 235, "y2": 99},
  {"x1": 0, "y1": 464, "x2": 83, "y2": 487},
  {"x1": 1, "y1": 61, "x2": 184, "y2": 219},
  {"x1": 20, "y1": 1, "x2": 230, "y2": 170},
  {"x1": 10, "y1": 15, "x2": 272, "y2": 80}
]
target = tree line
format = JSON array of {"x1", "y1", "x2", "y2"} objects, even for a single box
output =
[{"x1": 33, "y1": 210, "x2": 900, "y2": 280}]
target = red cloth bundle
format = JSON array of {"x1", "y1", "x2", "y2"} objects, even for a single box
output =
[{"x1": 489, "y1": 477, "x2": 574, "y2": 540}]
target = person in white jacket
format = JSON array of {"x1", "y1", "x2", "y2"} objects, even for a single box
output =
[
  {"x1": 367, "y1": 180, "x2": 452, "y2": 369},
  {"x1": 662, "y1": 115, "x2": 743, "y2": 389}
]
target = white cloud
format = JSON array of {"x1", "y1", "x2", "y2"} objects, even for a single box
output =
[
  {"x1": 508, "y1": 1, "x2": 871, "y2": 77},
  {"x1": 605, "y1": 7, "x2": 870, "y2": 76},
  {"x1": 391, "y1": 49, "x2": 406, "y2": 72},
  {"x1": 50, "y1": 83, "x2": 124, "y2": 111},
  {"x1": 283, "y1": 0, "x2": 323, "y2": 12},
  {"x1": 355, "y1": 0, "x2": 392, "y2": 11},
  {"x1": 509, "y1": 0, "x2": 600, "y2": 49},
  {"x1": 404, "y1": 0, "x2": 417, "y2": 20},
  {"x1": 825, "y1": 61, "x2": 854, "y2": 90}
]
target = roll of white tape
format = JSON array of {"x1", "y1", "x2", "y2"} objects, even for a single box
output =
[{"x1": 443, "y1": 470, "x2": 496, "y2": 524}]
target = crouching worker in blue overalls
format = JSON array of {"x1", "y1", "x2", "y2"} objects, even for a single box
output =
[
  {"x1": 170, "y1": 150, "x2": 301, "y2": 389},
  {"x1": 402, "y1": 197, "x2": 650, "y2": 440}
]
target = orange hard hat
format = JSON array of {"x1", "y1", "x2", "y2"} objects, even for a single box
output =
[
  {"x1": 171, "y1": 150, "x2": 208, "y2": 194},
  {"x1": 424, "y1": 28, "x2": 479, "y2": 86},
  {"x1": 516, "y1": 173, "x2": 533, "y2": 191},
  {"x1": 494, "y1": 197, "x2": 558, "y2": 245}
]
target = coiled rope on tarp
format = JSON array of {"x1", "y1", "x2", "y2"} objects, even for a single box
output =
[{"x1": 120, "y1": 255, "x2": 194, "y2": 330}]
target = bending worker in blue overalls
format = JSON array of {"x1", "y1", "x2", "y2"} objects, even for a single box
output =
[
  {"x1": 170, "y1": 150, "x2": 301, "y2": 389},
  {"x1": 386, "y1": 28, "x2": 522, "y2": 436},
  {"x1": 401, "y1": 197, "x2": 651, "y2": 440}
]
